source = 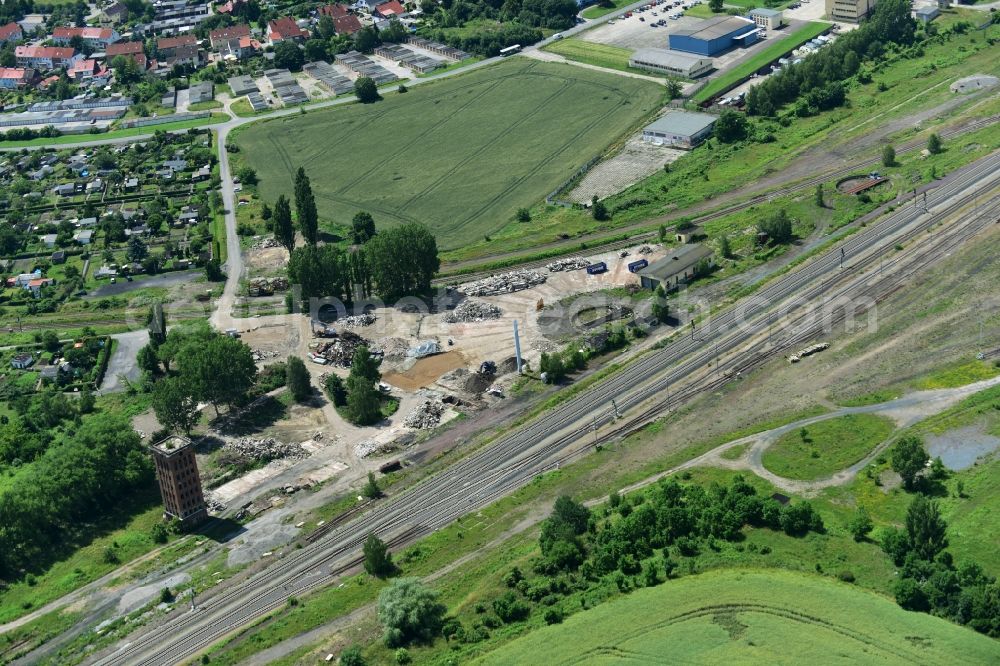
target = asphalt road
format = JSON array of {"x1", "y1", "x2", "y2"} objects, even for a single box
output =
[
  {"x1": 99, "y1": 329, "x2": 149, "y2": 393},
  {"x1": 86, "y1": 150, "x2": 1000, "y2": 666}
]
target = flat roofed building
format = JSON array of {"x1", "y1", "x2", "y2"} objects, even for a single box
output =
[
  {"x1": 749, "y1": 7, "x2": 783, "y2": 29},
  {"x1": 228, "y1": 73, "x2": 258, "y2": 96},
  {"x1": 629, "y1": 48, "x2": 713, "y2": 78},
  {"x1": 915, "y1": 6, "x2": 939, "y2": 21},
  {"x1": 825, "y1": 0, "x2": 876, "y2": 23},
  {"x1": 150, "y1": 435, "x2": 208, "y2": 525},
  {"x1": 641, "y1": 110, "x2": 717, "y2": 149},
  {"x1": 669, "y1": 15, "x2": 759, "y2": 56},
  {"x1": 637, "y1": 244, "x2": 714, "y2": 290}
]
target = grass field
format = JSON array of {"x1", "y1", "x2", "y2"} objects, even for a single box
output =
[
  {"x1": 476, "y1": 569, "x2": 1000, "y2": 665},
  {"x1": 0, "y1": 114, "x2": 228, "y2": 149},
  {"x1": 693, "y1": 22, "x2": 830, "y2": 103},
  {"x1": 761, "y1": 414, "x2": 896, "y2": 480},
  {"x1": 542, "y1": 39, "x2": 641, "y2": 75},
  {"x1": 235, "y1": 59, "x2": 662, "y2": 250},
  {"x1": 581, "y1": 0, "x2": 633, "y2": 19}
]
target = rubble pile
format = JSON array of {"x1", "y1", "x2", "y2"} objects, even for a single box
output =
[
  {"x1": 248, "y1": 276, "x2": 289, "y2": 296},
  {"x1": 444, "y1": 299, "x2": 503, "y2": 323},
  {"x1": 314, "y1": 330, "x2": 378, "y2": 367},
  {"x1": 459, "y1": 269, "x2": 546, "y2": 296},
  {"x1": 637, "y1": 245, "x2": 654, "y2": 254},
  {"x1": 403, "y1": 400, "x2": 446, "y2": 429},
  {"x1": 546, "y1": 257, "x2": 591, "y2": 272},
  {"x1": 370, "y1": 337, "x2": 409, "y2": 359},
  {"x1": 354, "y1": 439, "x2": 388, "y2": 458},
  {"x1": 223, "y1": 437, "x2": 304, "y2": 462},
  {"x1": 340, "y1": 313, "x2": 376, "y2": 327},
  {"x1": 250, "y1": 237, "x2": 281, "y2": 250},
  {"x1": 252, "y1": 349, "x2": 280, "y2": 362}
]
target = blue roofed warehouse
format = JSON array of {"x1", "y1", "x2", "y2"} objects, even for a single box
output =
[{"x1": 669, "y1": 16, "x2": 760, "y2": 56}]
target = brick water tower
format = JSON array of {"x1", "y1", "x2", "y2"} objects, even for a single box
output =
[{"x1": 149, "y1": 435, "x2": 208, "y2": 526}]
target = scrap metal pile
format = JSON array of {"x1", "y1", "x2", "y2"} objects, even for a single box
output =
[
  {"x1": 444, "y1": 299, "x2": 503, "y2": 323},
  {"x1": 546, "y1": 257, "x2": 591, "y2": 272},
  {"x1": 339, "y1": 313, "x2": 376, "y2": 327},
  {"x1": 314, "y1": 330, "x2": 380, "y2": 367},
  {"x1": 250, "y1": 237, "x2": 281, "y2": 250},
  {"x1": 403, "y1": 400, "x2": 445, "y2": 429},
  {"x1": 458, "y1": 269, "x2": 547, "y2": 296}
]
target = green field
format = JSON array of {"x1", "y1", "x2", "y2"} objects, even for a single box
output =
[
  {"x1": 477, "y1": 569, "x2": 1000, "y2": 665},
  {"x1": 543, "y1": 39, "x2": 638, "y2": 73},
  {"x1": 581, "y1": 0, "x2": 633, "y2": 19},
  {"x1": 236, "y1": 59, "x2": 662, "y2": 250},
  {"x1": 762, "y1": 413, "x2": 895, "y2": 480},
  {"x1": 693, "y1": 22, "x2": 830, "y2": 103}
]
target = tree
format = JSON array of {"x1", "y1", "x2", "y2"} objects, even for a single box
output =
[
  {"x1": 346, "y1": 375, "x2": 382, "y2": 425},
  {"x1": 891, "y1": 434, "x2": 928, "y2": 490},
  {"x1": 285, "y1": 355, "x2": 312, "y2": 402},
  {"x1": 882, "y1": 144, "x2": 896, "y2": 167},
  {"x1": 354, "y1": 76, "x2": 380, "y2": 103},
  {"x1": 294, "y1": 168, "x2": 318, "y2": 246},
  {"x1": 658, "y1": 224, "x2": 667, "y2": 244},
  {"x1": 324, "y1": 372, "x2": 347, "y2": 406},
  {"x1": 152, "y1": 376, "x2": 200, "y2": 434},
  {"x1": 377, "y1": 578, "x2": 447, "y2": 647},
  {"x1": 708, "y1": 0, "x2": 723, "y2": 11},
  {"x1": 362, "y1": 471, "x2": 382, "y2": 499},
  {"x1": 814, "y1": 183, "x2": 825, "y2": 208},
  {"x1": 381, "y1": 18, "x2": 407, "y2": 43},
  {"x1": 303, "y1": 38, "x2": 328, "y2": 62},
  {"x1": 927, "y1": 133, "x2": 942, "y2": 155},
  {"x1": 205, "y1": 259, "x2": 224, "y2": 282},
  {"x1": 273, "y1": 195, "x2": 295, "y2": 252},
  {"x1": 714, "y1": 110, "x2": 749, "y2": 143},
  {"x1": 78, "y1": 387, "x2": 95, "y2": 414},
  {"x1": 665, "y1": 78, "x2": 682, "y2": 100},
  {"x1": 355, "y1": 26, "x2": 381, "y2": 53},
  {"x1": 41, "y1": 330, "x2": 61, "y2": 353},
  {"x1": 339, "y1": 646, "x2": 366, "y2": 666},
  {"x1": 350, "y1": 346, "x2": 381, "y2": 384},
  {"x1": 148, "y1": 303, "x2": 167, "y2": 346},
  {"x1": 236, "y1": 165, "x2": 258, "y2": 186},
  {"x1": 351, "y1": 211, "x2": 376, "y2": 244},
  {"x1": 651, "y1": 284, "x2": 669, "y2": 323},
  {"x1": 126, "y1": 235, "x2": 148, "y2": 263},
  {"x1": 757, "y1": 209, "x2": 793, "y2": 245},
  {"x1": 552, "y1": 495, "x2": 589, "y2": 534},
  {"x1": 894, "y1": 577, "x2": 929, "y2": 611},
  {"x1": 591, "y1": 195, "x2": 609, "y2": 221},
  {"x1": 273, "y1": 41, "x2": 304, "y2": 71},
  {"x1": 516, "y1": 207, "x2": 531, "y2": 223},
  {"x1": 363, "y1": 533, "x2": 394, "y2": 577},
  {"x1": 316, "y1": 15, "x2": 336, "y2": 39},
  {"x1": 137, "y1": 344, "x2": 161, "y2": 376},
  {"x1": 177, "y1": 334, "x2": 257, "y2": 415},
  {"x1": 849, "y1": 506, "x2": 873, "y2": 542},
  {"x1": 905, "y1": 495, "x2": 948, "y2": 561},
  {"x1": 364, "y1": 223, "x2": 439, "y2": 300},
  {"x1": 287, "y1": 244, "x2": 349, "y2": 301}
]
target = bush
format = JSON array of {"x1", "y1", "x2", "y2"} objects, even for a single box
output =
[
  {"x1": 394, "y1": 648, "x2": 411, "y2": 664},
  {"x1": 339, "y1": 646, "x2": 366, "y2": 666},
  {"x1": 378, "y1": 578, "x2": 447, "y2": 647},
  {"x1": 543, "y1": 608, "x2": 564, "y2": 625},
  {"x1": 492, "y1": 591, "x2": 531, "y2": 623},
  {"x1": 150, "y1": 522, "x2": 169, "y2": 544},
  {"x1": 837, "y1": 570, "x2": 856, "y2": 583}
]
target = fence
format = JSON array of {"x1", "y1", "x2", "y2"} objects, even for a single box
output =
[{"x1": 118, "y1": 111, "x2": 210, "y2": 129}]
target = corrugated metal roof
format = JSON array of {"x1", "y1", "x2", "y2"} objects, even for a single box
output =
[
  {"x1": 630, "y1": 48, "x2": 712, "y2": 70},
  {"x1": 672, "y1": 15, "x2": 754, "y2": 40},
  {"x1": 643, "y1": 111, "x2": 717, "y2": 137}
]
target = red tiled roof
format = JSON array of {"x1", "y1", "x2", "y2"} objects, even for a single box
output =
[
  {"x1": 375, "y1": 0, "x2": 405, "y2": 16},
  {"x1": 319, "y1": 3, "x2": 350, "y2": 18},
  {"x1": 157, "y1": 34, "x2": 197, "y2": 50},
  {"x1": 209, "y1": 24, "x2": 250, "y2": 43},
  {"x1": 69, "y1": 59, "x2": 97, "y2": 74},
  {"x1": 268, "y1": 16, "x2": 309, "y2": 41},
  {"x1": 53, "y1": 26, "x2": 114, "y2": 40},
  {"x1": 15, "y1": 46, "x2": 76, "y2": 59},
  {"x1": 106, "y1": 41, "x2": 144, "y2": 56},
  {"x1": 333, "y1": 15, "x2": 362, "y2": 35},
  {"x1": 0, "y1": 67, "x2": 30, "y2": 80},
  {"x1": 0, "y1": 22, "x2": 21, "y2": 41}
]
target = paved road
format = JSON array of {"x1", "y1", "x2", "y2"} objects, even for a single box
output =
[
  {"x1": 85, "y1": 150, "x2": 1000, "y2": 666},
  {"x1": 99, "y1": 329, "x2": 149, "y2": 393}
]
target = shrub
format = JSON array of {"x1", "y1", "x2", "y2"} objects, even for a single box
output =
[{"x1": 544, "y1": 608, "x2": 564, "y2": 625}]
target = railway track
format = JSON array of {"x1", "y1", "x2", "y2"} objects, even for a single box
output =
[
  {"x1": 87, "y1": 150, "x2": 1000, "y2": 666},
  {"x1": 435, "y1": 114, "x2": 998, "y2": 285}
]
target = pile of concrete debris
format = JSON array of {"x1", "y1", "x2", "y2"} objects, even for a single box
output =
[
  {"x1": 546, "y1": 257, "x2": 591, "y2": 272},
  {"x1": 340, "y1": 313, "x2": 376, "y2": 327},
  {"x1": 637, "y1": 245, "x2": 654, "y2": 254},
  {"x1": 403, "y1": 400, "x2": 445, "y2": 429},
  {"x1": 248, "y1": 276, "x2": 289, "y2": 296},
  {"x1": 354, "y1": 431, "x2": 416, "y2": 458},
  {"x1": 314, "y1": 330, "x2": 378, "y2": 367},
  {"x1": 370, "y1": 337, "x2": 409, "y2": 359},
  {"x1": 444, "y1": 299, "x2": 503, "y2": 323},
  {"x1": 250, "y1": 237, "x2": 281, "y2": 250},
  {"x1": 459, "y1": 269, "x2": 547, "y2": 296},
  {"x1": 222, "y1": 437, "x2": 304, "y2": 462},
  {"x1": 251, "y1": 349, "x2": 280, "y2": 362}
]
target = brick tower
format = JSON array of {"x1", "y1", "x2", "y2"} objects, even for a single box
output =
[{"x1": 149, "y1": 435, "x2": 208, "y2": 525}]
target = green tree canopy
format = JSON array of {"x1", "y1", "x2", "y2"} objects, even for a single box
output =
[
  {"x1": 892, "y1": 434, "x2": 928, "y2": 490},
  {"x1": 363, "y1": 532, "x2": 394, "y2": 577},
  {"x1": 177, "y1": 334, "x2": 258, "y2": 415},
  {"x1": 272, "y1": 194, "x2": 295, "y2": 253},
  {"x1": 354, "y1": 76, "x2": 380, "y2": 103},
  {"x1": 294, "y1": 167, "x2": 318, "y2": 246},
  {"x1": 152, "y1": 375, "x2": 200, "y2": 434},
  {"x1": 285, "y1": 355, "x2": 312, "y2": 402},
  {"x1": 363, "y1": 223, "x2": 439, "y2": 301},
  {"x1": 377, "y1": 578, "x2": 447, "y2": 647}
]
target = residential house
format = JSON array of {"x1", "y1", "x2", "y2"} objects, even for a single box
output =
[
  {"x1": 52, "y1": 26, "x2": 121, "y2": 49},
  {"x1": 268, "y1": 16, "x2": 309, "y2": 44},
  {"x1": 0, "y1": 22, "x2": 23, "y2": 45},
  {"x1": 52, "y1": 183, "x2": 75, "y2": 197},
  {"x1": 10, "y1": 353, "x2": 34, "y2": 370},
  {"x1": 30, "y1": 165, "x2": 55, "y2": 180},
  {"x1": 319, "y1": 3, "x2": 351, "y2": 17},
  {"x1": 41, "y1": 233, "x2": 58, "y2": 247},
  {"x1": 163, "y1": 158, "x2": 187, "y2": 172},
  {"x1": 157, "y1": 34, "x2": 198, "y2": 58},
  {"x1": 192, "y1": 164, "x2": 211, "y2": 181},
  {"x1": 209, "y1": 24, "x2": 250, "y2": 48},
  {"x1": 162, "y1": 43, "x2": 202, "y2": 68},
  {"x1": 26, "y1": 277, "x2": 56, "y2": 296},
  {"x1": 105, "y1": 41, "x2": 147, "y2": 69},
  {"x1": 124, "y1": 177, "x2": 139, "y2": 190},
  {"x1": 218, "y1": 35, "x2": 260, "y2": 60},
  {"x1": 86, "y1": 179, "x2": 104, "y2": 194},
  {"x1": 12, "y1": 271, "x2": 41, "y2": 287},
  {"x1": 0, "y1": 67, "x2": 36, "y2": 89},
  {"x1": 333, "y1": 14, "x2": 362, "y2": 35},
  {"x1": 177, "y1": 209, "x2": 199, "y2": 224},
  {"x1": 73, "y1": 229, "x2": 93, "y2": 244},
  {"x1": 15, "y1": 45, "x2": 80, "y2": 70},
  {"x1": 374, "y1": 0, "x2": 407, "y2": 18},
  {"x1": 68, "y1": 58, "x2": 100, "y2": 82},
  {"x1": 216, "y1": 0, "x2": 247, "y2": 14},
  {"x1": 100, "y1": 1, "x2": 130, "y2": 25}
]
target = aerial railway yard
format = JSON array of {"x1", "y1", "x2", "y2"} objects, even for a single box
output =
[{"x1": 87, "y1": 147, "x2": 1000, "y2": 666}]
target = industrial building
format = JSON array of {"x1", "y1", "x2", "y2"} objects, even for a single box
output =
[
  {"x1": 915, "y1": 6, "x2": 939, "y2": 21},
  {"x1": 749, "y1": 7, "x2": 784, "y2": 30},
  {"x1": 149, "y1": 435, "x2": 208, "y2": 525},
  {"x1": 668, "y1": 16, "x2": 759, "y2": 57},
  {"x1": 629, "y1": 48, "x2": 713, "y2": 78},
  {"x1": 641, "y1": 111, "x2": 717, "y2": 149},
  {"x1": 825, "y1": 0, "x2": 876, "y2": 23},
  {"x1": 637, "y1": 244, "x2": 714, "y2": 291}
]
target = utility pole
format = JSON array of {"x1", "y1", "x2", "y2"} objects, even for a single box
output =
[
  {"x1": 611, "y1": 399, "x2": 621, "y2": 419},
  {"x1": 690, "y1": 319, "x2": 695, "y2": 341},
  {"x1": 840, "y1": 247, "x2": 845, "y2": 270}
]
